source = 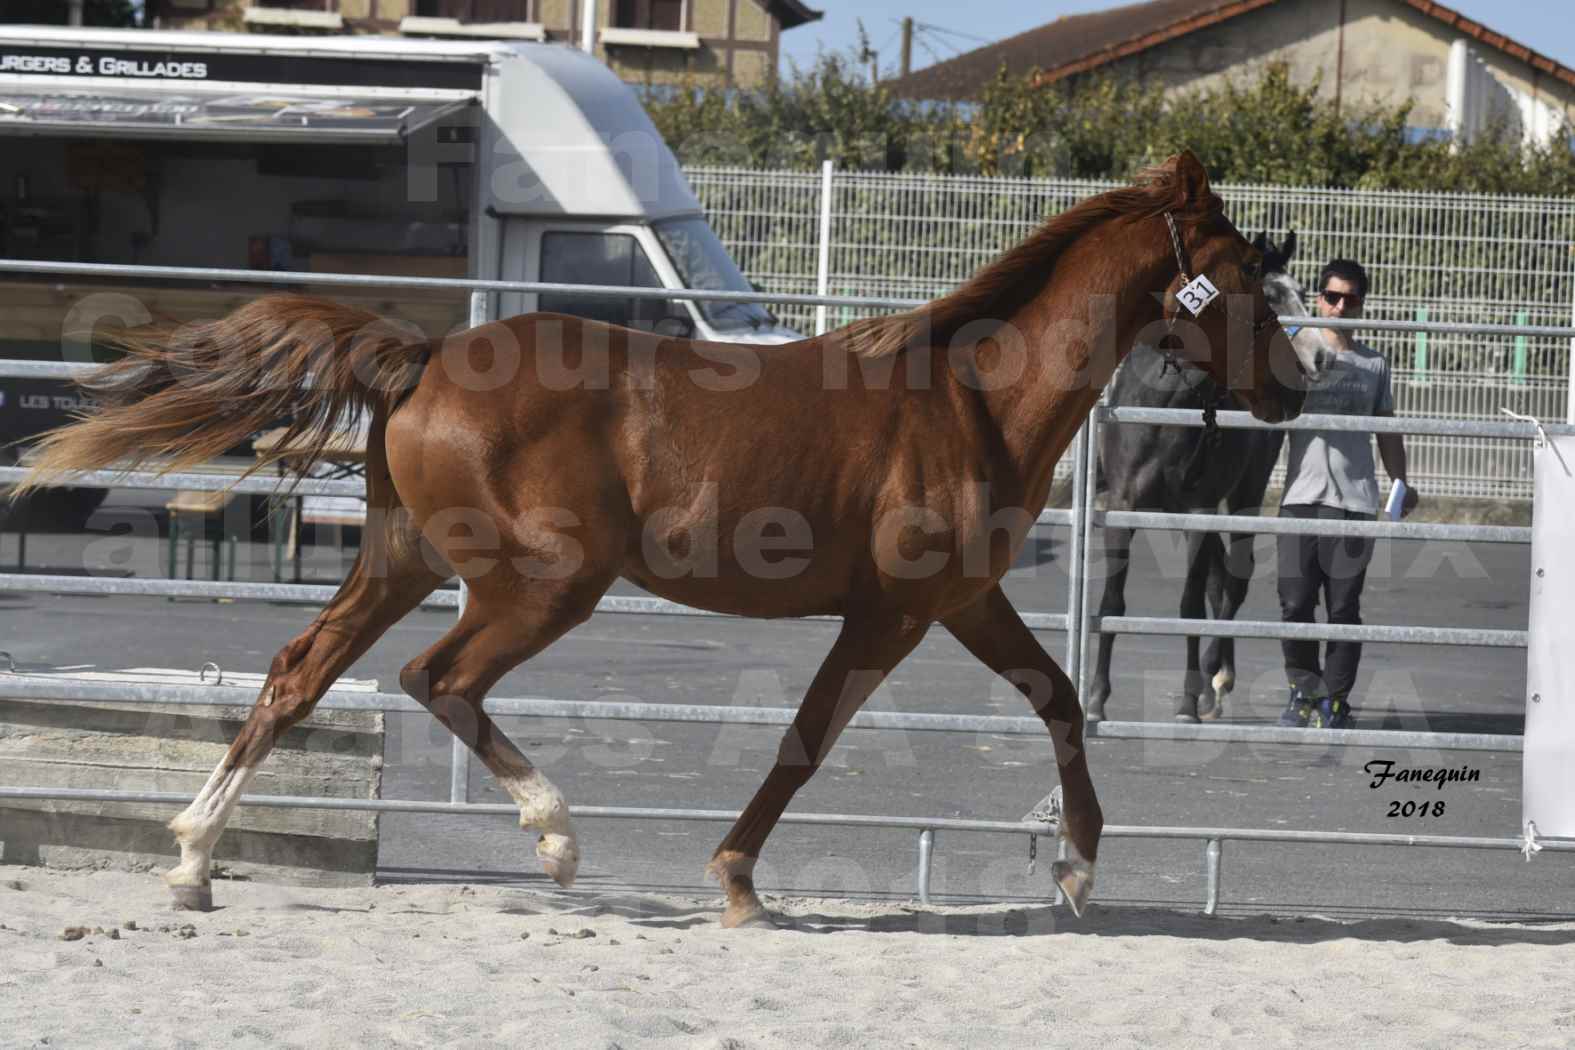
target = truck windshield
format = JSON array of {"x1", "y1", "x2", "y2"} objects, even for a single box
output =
[{"x1": 653, "y1": 217, "x2": 775, "y2": 333}]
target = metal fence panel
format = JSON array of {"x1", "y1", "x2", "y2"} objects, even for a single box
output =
[
  {"x1": 0, "y1": 238, "x2": 1568, "y2": 906},
  {"x1": 687, "y1": 166, "x2": 1575, "y2": 500}
]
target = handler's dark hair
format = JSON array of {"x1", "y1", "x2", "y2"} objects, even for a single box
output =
[{"x1": 1319, "y1": 258, "x2": 1370, "y2": 299}]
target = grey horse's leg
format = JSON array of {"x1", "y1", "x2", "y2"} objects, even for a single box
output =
[{"x1": 1087, "y1": 525, "x2": 1134, "y2": 723}]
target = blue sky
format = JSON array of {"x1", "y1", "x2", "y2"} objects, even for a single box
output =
[{"x1": 779, "y1": 1, "x2": 1575, "y2": 82}]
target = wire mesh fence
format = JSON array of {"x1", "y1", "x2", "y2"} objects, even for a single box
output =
[{"x1": 687, "y1": 166, "x2": 1575, "y2": 500}]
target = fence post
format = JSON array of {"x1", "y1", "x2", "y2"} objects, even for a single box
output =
[
  {"x1": 1065, "y1": 422, "x2": 1089, "y2": 687},
  {"x1": 1077, "y1": 407, "x2": 1102, "y2": 704},
  {"x1": 916, "y1": 828, "x2": 934, "y2": 905},
  {"x1": 1567, "y1": 282, "x2": 1575, "y2": 425},
  {"x1": 1414, "y1": 306, "x2": 1430, "y2": 385},
  {"x1": 814, "y1": 159, "x2": 834, "y2": 337},
  {"x1": 1204, "y1": 838, "x2": 1222, "y2": 916},
  {"x1": 1514, "y1": 310, "x2": 1529, "y2": 387}
]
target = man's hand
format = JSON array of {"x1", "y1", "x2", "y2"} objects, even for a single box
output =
[{"x1": 1399, "y1": 482, "x2": 1420, "y2": 519}]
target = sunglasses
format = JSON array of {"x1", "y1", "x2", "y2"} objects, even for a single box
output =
[{"x1": 1321, "y1": 289, "x2": 1364, "y2": 307}]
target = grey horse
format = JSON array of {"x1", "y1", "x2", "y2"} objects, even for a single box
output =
[{"x1": 1087, "y1": 232, "x2": 1324, "y2": 723}]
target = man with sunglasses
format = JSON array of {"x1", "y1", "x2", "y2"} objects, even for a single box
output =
[{"x1": 1278, "y1": 259, "x2": 1420, "y2": 729}]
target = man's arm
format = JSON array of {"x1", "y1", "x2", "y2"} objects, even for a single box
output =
[{"x1": 1375, "y1": 409, "x2": 1420, "y2": 517}]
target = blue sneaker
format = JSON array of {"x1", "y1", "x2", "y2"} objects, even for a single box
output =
[
  {"x1": 1278, "y1": 687, "x2": 1316, "y2": 727},
  {"x1": 1309, "y1": 696, "x2": 1355, "y2": 729}
]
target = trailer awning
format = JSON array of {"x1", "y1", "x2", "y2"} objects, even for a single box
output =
[{"x1": 0, "y1": 88, "x2": 475, "y2": 143}]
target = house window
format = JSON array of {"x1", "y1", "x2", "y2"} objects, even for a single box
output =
[
  {"x1": 614, "y1": 0, "x2": 683, "y2": 32},
  {"x1": 415, "y1": 0, "x2": 533, "y2": 19}
]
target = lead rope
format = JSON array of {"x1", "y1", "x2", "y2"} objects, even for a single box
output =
[
  {"x1": 1501, "y1": 408, "x2": 1569, "y2": 475},
  {"x1": 1180, "y1": 395, "x2": 1222, "y2": 491}
]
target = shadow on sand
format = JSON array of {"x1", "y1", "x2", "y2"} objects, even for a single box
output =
[{"x1": 455, "y1": 882, "x2": 1575, "y2": 947}]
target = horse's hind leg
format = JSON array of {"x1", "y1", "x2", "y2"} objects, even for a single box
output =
[
  {"x1": 1086, "y1": 524, "x2": 1134, "y2": 723},
  {"x1": 164, "y1": 438, "x2": 444, "y2": 908},
  {"x1": 397, "y1": 576, "x2": 613, "y2": 888},
  {"x1": 708, "y1": 614, "x2": 928, "y2": 928},
  {"x1": 944, "y1": 585, "x2": 1103, "y2": 916}
]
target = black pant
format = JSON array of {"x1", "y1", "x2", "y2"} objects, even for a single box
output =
[{"x1": 1277, "y1": 503, "x2": 1376, "y2": 701}]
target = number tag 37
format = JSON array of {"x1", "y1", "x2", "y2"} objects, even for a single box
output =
[{"x1": 1176, "y1": 274, "x2": 1220, "y2": 317}]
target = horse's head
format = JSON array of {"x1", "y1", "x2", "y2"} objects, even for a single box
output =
[
  {"x1": 1152, "y1": 153, "x2": 1310, "y2": 424},
  {"x1": 1252, "y1": 229, "x2": 1332, "y2": 385},
  {"x1": 1252, "y1": 229, "x2": 1297, "y2": 276}
]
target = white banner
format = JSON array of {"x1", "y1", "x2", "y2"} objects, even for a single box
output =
[{"x1": 1522, "y1": 435, "x2": 1575, "y2": 837}]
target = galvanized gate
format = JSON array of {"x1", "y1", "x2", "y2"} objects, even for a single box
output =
[{"x1": 0, "y1": 258, "x2": 1571, "y2": 913}]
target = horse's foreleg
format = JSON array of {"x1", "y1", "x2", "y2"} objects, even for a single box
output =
[
  {"x1": 708, "y1": 615, "x2": 927, "y2": 928},
  {"x1": 943, "y1": 585, "x2": 1102, "y2": 917},
  {"x1": 1087, "y1": 525, "x2": 1134, "y2": 723},
  {"x1": 1174, "y1": 530, "x2": 1219, "y2": 724},
  {"x1": 398, "y1": 580, "x2": 610, "y2": 889},
  {"x1": 164, "y1": 541, "x2": 442, "y2": 909}
]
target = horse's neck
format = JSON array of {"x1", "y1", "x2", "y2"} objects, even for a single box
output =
[{"x1": 980, "y1": 237, "x2": 1174, "y2": 501}]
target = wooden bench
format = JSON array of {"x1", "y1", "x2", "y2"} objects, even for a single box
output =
[
  {"x1": 156, "y1": 455, "x2": 269, "y2": 585},
  {"x1": 165, "y1": 488, "x2": 242, "y2": 582},
  {"x1": 253, "y1": 426, "x2": 369, "y2": 582}
]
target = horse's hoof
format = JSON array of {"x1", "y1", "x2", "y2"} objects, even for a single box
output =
[
  {"x1": 1085, "y1": 699, "x2": 1106, "y2": 724},
  {"x1": 1052, "y1": 859, "x2": 1095, "y2": 918},
  {"x1": 721, "y1": 904, "x2": 776, "y2": 930},
  {"x1": 168, "y1": 883, "x2": 213, "y2": 912},
  {"x1": 1197, "y1": 696, "x2": 1224, "y2": 722},
  {"x1": 538, "y1": 833, "x2": 579, "y2": 889},
  {"x1": 1173, "y1": 695, "x2": 1200, "y2": 723}
]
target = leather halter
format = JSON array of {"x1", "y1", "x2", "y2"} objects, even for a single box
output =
[
  {"x1": 1159, "y1": 211, "x2": 1278, "y2": 375},
  {"x1": 1158, "y1": 211, "x2": 1271, "y2": 491},
  {"x1": 1158, "y1": 213, "x2": 1197, "y2": 378},
  {"x1": 1165, "y1": 212, "x2": 1193, "y2": 288}
]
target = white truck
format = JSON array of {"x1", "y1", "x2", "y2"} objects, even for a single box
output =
[{"x1": 0, "y1": 25, "x2": 794, "y2": 513}]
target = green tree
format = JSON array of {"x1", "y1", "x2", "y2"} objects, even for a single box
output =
[{"x1": 642, "y1": 52, "x2": 1575, "y2": 195}]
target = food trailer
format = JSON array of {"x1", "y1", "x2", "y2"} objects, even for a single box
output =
[{"x1": 0, "y1": 24, "x2": 794, "y2": 514}]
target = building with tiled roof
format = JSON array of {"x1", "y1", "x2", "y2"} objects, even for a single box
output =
[
  {"x1": 147, "y1": 0, "x2": 821, "y2": 89},
  {"x1": 888, "y1": 0, "x2": 1573, "y2": 144}
]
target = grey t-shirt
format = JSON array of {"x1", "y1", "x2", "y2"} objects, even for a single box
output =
[{"x1": 1281, "y1": 337, "x2": 1394, "y2": 515}]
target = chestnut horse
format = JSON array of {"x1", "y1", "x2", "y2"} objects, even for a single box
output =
[{"x1": 20, "y1": 152, "x2": 1304, "y2": 926}]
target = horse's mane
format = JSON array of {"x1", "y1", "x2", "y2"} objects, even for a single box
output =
[{"x1": 843, "y1": 156, "x2": 1224, "y2": 358}]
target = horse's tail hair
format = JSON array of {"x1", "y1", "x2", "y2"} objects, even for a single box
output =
[{"x1": 14, "y1": 295, "x2": 428, "y2": 497}]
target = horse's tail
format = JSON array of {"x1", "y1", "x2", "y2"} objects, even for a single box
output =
[{"x1": 14, "y1": 295, "x2": 428, "y2": 497}]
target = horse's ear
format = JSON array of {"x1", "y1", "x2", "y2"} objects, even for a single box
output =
[
  {"x1": 1282, "y1": 229, "x2": 1298, "y2": 262},
  {"x1": 1250, "y1": 231, "x2": 1268, "y2": 252},
  {"x1": 1173, "y1": 150, "x2": 1212, "y2": 204}
]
